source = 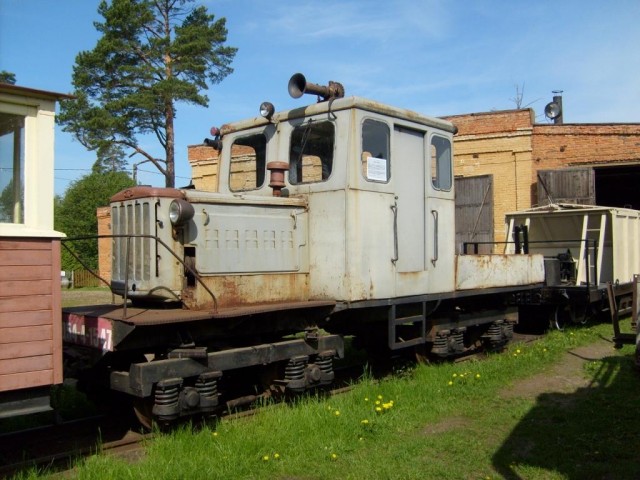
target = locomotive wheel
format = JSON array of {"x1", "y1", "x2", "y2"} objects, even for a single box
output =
[
  {"x1": 133, "y1": 397, "x2": 155, "y2": 430},
  {"x1": 550, "y1": 305, "x2": 572, "y2": 330},
  {"x1": 550, "y1": 304, "x2": 589, "y2": 330}
]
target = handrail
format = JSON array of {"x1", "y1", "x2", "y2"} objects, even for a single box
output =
[
  {"x1": 390, "y1": 199, "x2": 398, "y2": 265},
  {"x1": 61, "y1": 234, "x2": 218, "y2": 314},
  {"x1": 431, "y1": 210, "x2": 439, "y2": 266}
]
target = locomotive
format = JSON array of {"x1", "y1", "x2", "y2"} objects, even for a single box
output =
[{"x1": 63, "y1": 74, "x2": 550, "y2": 426}]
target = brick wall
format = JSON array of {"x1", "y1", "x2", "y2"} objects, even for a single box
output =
[
  {"x1": 97, "y1": 206, "x2": 111, "y2": 283},
  {"x1": 188, "y1": 144, "x2": 220, "y2": 191},
  {"x1": 532, "y1": 123, "x2": 640, "y2": 174}
]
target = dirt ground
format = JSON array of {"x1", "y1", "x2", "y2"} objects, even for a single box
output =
[{"x1": 500, "y1": 339, "x2": 616, "y2": 400}]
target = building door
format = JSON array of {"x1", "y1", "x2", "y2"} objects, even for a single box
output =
[
  {"x1": 454, "y1": 175, "x2": 494, "y2": 254},
  {"x1": 537, "y1": 168, "x2": 595, "y2": 206}
]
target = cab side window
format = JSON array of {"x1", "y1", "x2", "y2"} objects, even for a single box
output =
[
  {"x1": 289, "y1": 120, "x2": 334, "y2": 184},
  {"x1": 229, "y1": 133, "x2": 266, "y2": 192},
  {"x1": 361, "y1": 119, "x2": 390, "y2": 182},
  {"x1": 430, "y1": 135, "x2": 452, "y2": 191}
]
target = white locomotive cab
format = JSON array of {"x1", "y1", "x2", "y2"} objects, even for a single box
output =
[{"x1": 213, "y1": 97, "x2": 460, "y2": 304}]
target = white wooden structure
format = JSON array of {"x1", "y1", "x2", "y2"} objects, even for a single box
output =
[{"x1": 0, "y1": 83, "x2": 69, "y2": 417}]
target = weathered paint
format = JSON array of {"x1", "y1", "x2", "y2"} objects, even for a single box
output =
[
  {"x1": 456, "y1": 254, "x2": 545, "y2": 290},
  {"x1": 64, "y1": 313, "x2": 114, "y2": 352},
  {"x1": 186, "y1": 272, "x2": 310, "y2": 310}
]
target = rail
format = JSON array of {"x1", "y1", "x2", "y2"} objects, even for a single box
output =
[{"x1": 61, "y1": 234, "x2": 218, "y2": 316}]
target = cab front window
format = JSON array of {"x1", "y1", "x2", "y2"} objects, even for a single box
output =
[
  {"x1": 229, "y1": 133, "x2": 267, "y2": 192},
  {"x1": 289, "y1": 120, "x2": 334, "y2": 184}
]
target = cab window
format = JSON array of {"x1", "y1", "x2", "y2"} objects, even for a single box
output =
[
  {"x1": 289, "y1": 120, "x2": 334, "y2": 184},
  {"x1": 361, "y1": 119, "x2": 390, "y2": 182},
  {"x1": 229, "y1": 133, "x2": 266, "y2": 192},
  {"x1": 430, "y1": 135, "x2": 452, "y2": 191}
]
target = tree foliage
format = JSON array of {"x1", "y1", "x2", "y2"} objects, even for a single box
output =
[
  {"x1": 56, "y1": 171, "x2": 136, "y2": 270},
  {"x1": 0, "y1": 71, "x2": 16, "y2": 84},
  {"x1": 57, "y1": 0, "x2": 237, "y2": 187}
]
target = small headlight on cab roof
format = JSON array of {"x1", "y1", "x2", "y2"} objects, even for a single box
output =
[
  {"x1": 260, "y1": 101, "x2": 275, "y2": 120},
  {"x1": 169, "y1": 199, "x2": 195, "y2": 226}
]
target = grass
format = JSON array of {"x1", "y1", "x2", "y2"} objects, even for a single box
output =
[
  {"x1": 12, "y1": 320, "x2": 640, "y2": 479},
  {"x1": 61, "y1": 287, "x2": 116, "y2": 307}
]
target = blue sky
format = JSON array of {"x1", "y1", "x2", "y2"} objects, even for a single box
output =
[{"x1": 1, "y1": 0, "x2": 639, "y2": 195}]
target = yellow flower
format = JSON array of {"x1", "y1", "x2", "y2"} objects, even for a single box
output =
[
  {"x1": 448, "y1": 380, "x2": 453, "y2": 386},
  {"x1": 516, "y1": 349, "x2": 521, "y2": 354},
  {"x1": 212, "y1": 432, "x2": 218, "y2": 437},
  {"x1": 475, "y1": 373, "x2": 481, "y2": 379},
  {"x1": 452, "y1": 373, "x2": 458, "y2": 378},
  {"x1": 274, "y1": 453, "x2": 280, "y2": 460},
  {"x1": 375, "y1": 406, "x2": 383, "y2": 412},
  {"x1": 331, "y1": 453, "x2": 338, "y2": 460},
  {"x1": 262, "y1": 455, "x2": 270, "y2": 461},
  {"x1": 361, "y1": 419, "x2": 369, "y2": 425},
  {"x1": 364, "y1": 397, "x2": 369, "y2": 402},
  {"x1": 377, "y1": 395, "x2": 383, "y2": 399},
  {"x1": 334, "y1": 410, "x2": 340, "y2": 416},
  {"x1": 375, "y1": 400, "x2": 381, "y2": 405}
]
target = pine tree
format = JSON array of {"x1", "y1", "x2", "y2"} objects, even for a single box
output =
[{"x1": 58, "y1": 0, "x2": 237, "y2": 187}]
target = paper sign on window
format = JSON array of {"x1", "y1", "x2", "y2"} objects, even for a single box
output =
[{"x1": 367, "y1": 157, "x2": 387, "y2": 182}]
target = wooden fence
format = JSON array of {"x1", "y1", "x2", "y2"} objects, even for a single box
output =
[{"x1": 69, "y1": 269, "x2": 102, "y2": 288}]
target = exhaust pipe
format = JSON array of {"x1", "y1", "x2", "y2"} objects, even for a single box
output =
[{"x1": 288, "y1": 73, "x2": 345, "y2": 101}]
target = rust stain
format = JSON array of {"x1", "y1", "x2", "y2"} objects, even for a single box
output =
[{"x1": 182, "y1": 273, "x2": 310, "y2": 310}]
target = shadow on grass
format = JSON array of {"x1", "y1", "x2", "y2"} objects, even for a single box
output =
[{"x1": 492, "y1": 353, "x2": 640, "y2": 479}]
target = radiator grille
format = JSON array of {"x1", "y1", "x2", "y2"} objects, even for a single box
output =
[{"x1": 111, "y1": 201, "x2": 152, "y2": 283}]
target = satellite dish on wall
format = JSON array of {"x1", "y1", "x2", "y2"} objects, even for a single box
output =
[{"x1": 544, "y1": 102, "x2": 561, "y2": 120}]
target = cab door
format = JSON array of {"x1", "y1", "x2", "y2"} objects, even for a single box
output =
[
  {"x1": 425, "y1": 134, "x2": 455, "y2": 293},
  {"x1": 393, "y1": 125, "x2": 429, "y2": 295},
  {"x1": 394, "y1": 126, "x2": 425, "y2": 273}
]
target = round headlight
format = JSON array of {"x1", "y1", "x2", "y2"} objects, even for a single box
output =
[
  {"x1": 260, "y1": 101, "x2": 275, "y2": 119},
  {"x1": 169, "y1": 199, "x2": 195, "y2": 226}
]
